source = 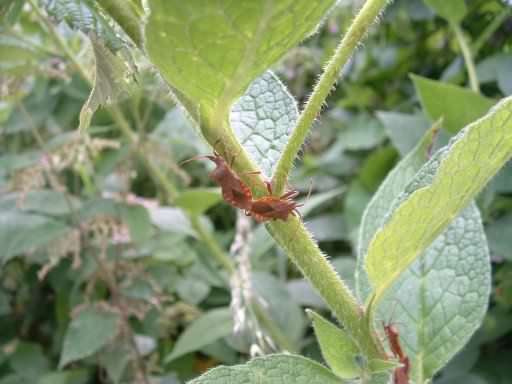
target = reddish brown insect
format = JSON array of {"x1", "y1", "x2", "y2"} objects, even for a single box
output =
[
  {"x1": 182, "y1": 149, "x2": 253, "y2": 211},
  {"x1": 247, "y1": 181, "x2": 303, "y2": 223},
  {"x1": 383, "y1": 323, "x2": 410, "y2": 384}
]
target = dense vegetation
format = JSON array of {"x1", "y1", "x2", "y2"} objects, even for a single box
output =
[{"x1": 1, "y1": 0, "x2": 512, "y2": 383}]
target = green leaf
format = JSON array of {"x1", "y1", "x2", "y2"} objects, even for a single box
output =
[
  {"x1": 42, "y1": 0, "x2": 124, "y2": 51},
  {"x1": 78, "y1": 37, "x2": 131, "y2": 132},
  {"x1": 357, "y1": 123, "x2": 440, "y2": 300},
  {"x1": 365, "y1": 95, "x2": 512, "y2": 305},
  {"x1": 38, "y1": 370, "x2": 90, "y2": 384},
  {"x1": 0, "y1": 190, "x2": 81, "y2": 216},
  {"x1": 412, "y1": 74, "x2": 496, "y2": 133},
  {"x1": 174, "y1": 188, "x2": 222, "y2": 216},
  {"x1": 96, "y1": 0, "x2": 143, "y2": 47},
  {"x1": 164, "y1": 307, "x2": 233, "y2": 363},
  {"x1": 59, "y1": 306, "x2": 120, "y2": 368},
  {"x1": 376, "y1": 111, "x2": 431, "y2": 156},
  {"x1": 252, "y1": 272, "x2": 306, "y2": 348},
  {"x1": 485, "y1": 214, "x2": 512, "y2": 261},
  {"x1": 189, "y1": 354, "x2": 342, "y2": 384},
  {"x1": 375, "y1": 202, "x2": 490, "y2": 380},
  {"x1": 423, "y1": 0, "x2": 467, "y2": 23},
  {"x1": 338, "y1": 114, "x2": 387, "y2": 151},
  {"x1": 231, "y1": 71, "x2": 298, "y2": 178},
  {"x1": 308, "y1": 310, "x2": 361, "y2": 379},
  {"x1": 120, "y1": 203, "x2": 152, "y2": 243},
  {"x1": 145, "y1": 0, "x2": 336, "y2": 117},
  {"x1": 0, "y1": 211, "x2": 69, "y2": 263},
  {"x1": 9, "y1": 342, "x2": 50, "y2": 381}
]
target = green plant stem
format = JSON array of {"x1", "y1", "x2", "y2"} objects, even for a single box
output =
[
  {"x1": 272, "y1": 0, "x2": 389, "y2": 194},
  {"x1": 451, "y1": 22, "x2": 480, "y2": 93},
  {"x1": 472, "y1": 7, "x2": 511, "y2": 57},
  {"x1": 267, "y1": 219, "x2": 383, "y2": 359}
]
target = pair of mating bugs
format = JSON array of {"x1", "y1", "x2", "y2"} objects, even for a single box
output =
[{"x1": 183, "y1": 149, "x2": 301, "y2": 222}]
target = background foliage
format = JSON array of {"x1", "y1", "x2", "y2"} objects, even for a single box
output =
[{"x1": 1, "y1": 0, "x2": 512, "y2": 383}]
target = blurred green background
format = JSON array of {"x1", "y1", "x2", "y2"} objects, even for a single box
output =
[{"x1": 1, "y1": 0, "x2": 512, "y2": 383}]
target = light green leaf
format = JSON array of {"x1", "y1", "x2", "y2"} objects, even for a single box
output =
[
  {"x1": 365, "y1": 96, "x2": 512, "y2": 305},
  {"x1": 164, "y1": 307, "x2": 233, "y2": 363},
  {"x1": 423, "y1": 0, "x2": 467, "y2": 23},
  {"x1": 145, "y1": 0, "x2": 335, "y2": 117},
  {"x1": 174, "y1": 188, "x2": 222, "y2": 216},
  {"x1": 231, "y1": 71, "x2": 298, "y2": 178},
  {"x1": 375, "y1": 203, "x2": 490, "y2": 381},
  {"x1": 357, "y1": 123, "x2": 439, "y2": 300},
  {"x1": 412, "y1": 74, "x2": 496, "y2": 133},
  {"x1": 189, "y1": 354, "x2": 342, "y2": 384},
  {"x1": 308, "y1": 310, "x2": 361, "y2": 379},
  {"x1": 59, "y1": 306, "x2": 120, "y2": 368},
  {"x1": 0, "y1": 211, "x2": 69, "y2": 263},
  {"x1": 97, "y1": 0, "x2": 143, "y2": 47},
  {"x1": 79, "y1": 37, "x2": 131, "y2": 132},
  {"x1": 376, "y1": 111, "x2": 430, "y2": 156}
]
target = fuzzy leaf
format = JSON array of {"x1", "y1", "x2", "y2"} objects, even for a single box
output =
[
  {"x1": 231, "y1": 71, "x2": 298, "y2": 178},
  {"x1": 365, "y1": 96, "x2": 512, "y2": 305},
  {"x1": 78, "y1": 37, "x2": 131, "y2": 132},
  {"x1": 308, "y1": 310, "x2": 361, "y2": 379},
  {"x1": 189, "y1": 354, "x2": 342, "y2": 384},
  {"x1": 145, "y1": 0, "x2": 335, "y2": 117}
]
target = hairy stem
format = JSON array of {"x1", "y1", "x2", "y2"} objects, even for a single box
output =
[
  {"x1": 452, "y1": 22, "x2": 480, "y2": 93},
  {"x1": 272, "y1": 0, "x2": 390, "y2": 194}
]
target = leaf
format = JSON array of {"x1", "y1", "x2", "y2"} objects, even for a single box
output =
[
  {"x1": 423, "y1": 0, "x2": 467, "y2": 23},
  {"x1": 375, "y1": 202, "x2": 490, "y2": 380},
  {"x1": 42, "y1": 0, "x2": 124, "y2": 51},
  {"x1": 120, "y1": 203, "x2": 152, "y2": 243},
  {"x1": 252, "y1": 272, "x2": 306, "y2": 348},
  {"x1": 96, "y1": 0, "x2": 143, "y2": 47},
  {"x1": 308, "y1": 310, "x2": 361, "y2": 379},
  {"x1": 78, "y1": 37, "x2": 131, "y2": 132},
  {"x1": 145, "y1": 0, "x2": 336, "y2": 117},
  {"x1": 9, "y1": 342, "x2": 50, "y2": 380},
  {"x1": 365, "y1": 96, "x2": 512, "y2": 305},
  {"x1": 485, "y1": 214, "x2": 512, "y2": 261},
  {"x1": 38, "y1": 370, "x2": 90, "y2": 384},
  {"x1": 59, "y1": 306, "x2": 120, "y2": 368},
  {"x1": 149, "y1": 206, "x2": 198, "y2": 238},
  {"x1": 189, "y1": 354, "x2": 342, "y2": 384},
  {"x1": 338, "y1": 114, "x2": 387, "y2": 151},
  {"x1": 230, "y1": 71, "x2": 298, "y2": 178},
  {"x1": 0, "y1": 211, "x2": 69, "y2": 263},
  {"x1": 357, "y1": 123, "x2": 440, "y2": 300},
  {"x1": 174, "y1": 188, "x2": 223, "y2": 216},
  {"x1": 376, "y1": 111, "x2": 430, "y2": 156},
  {"x1": 412, "y1": 74, "x2": 496, "y2": 133},
  {"x1": 0, "y1": 190, "x2": 81, "y2": 216},
  {"x1": 164, "y1": 308, "x2": 233, "y2": 363}
]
